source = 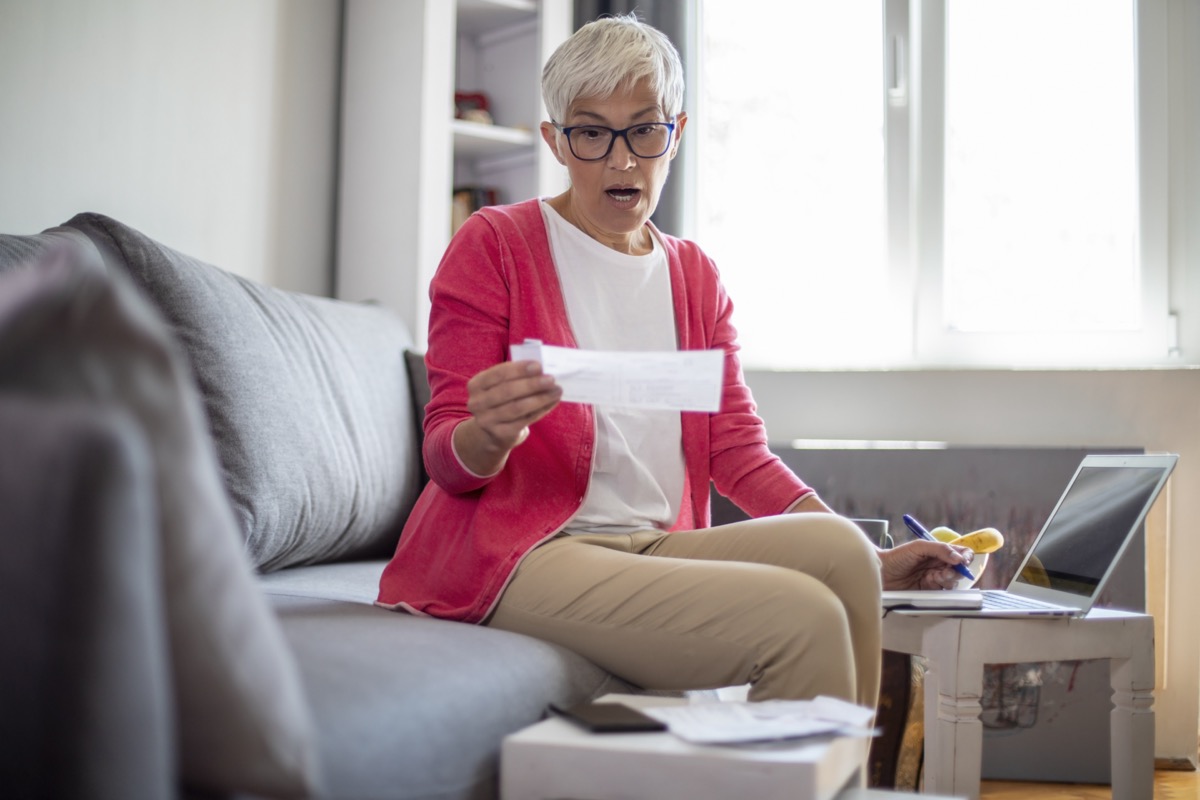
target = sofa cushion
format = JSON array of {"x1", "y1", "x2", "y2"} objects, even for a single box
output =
[
  {"x1": 259, "y1": 559, "x2": 391, "y2": 605},
  {"x1": 270, "y1": 595, "x2": 632, "y2": 800},
  {"x1": 404, "y1": 348, "x2": 431, "y2": 487},
  {"x1": 0, "y1": 251, "x2": 320, "y2": 797},
  {"x1": 405, "y1": 348, "x2": 432, "y2": 426},
  {"x1": 62, "y1": 212, "x2": 423, "y2": 571},
  {"x1": 0, "y1": 225, "x2": 98, "y2": 269},
  {"x1": 0, "y1": 396, "x2": 173, "y2": 800}
]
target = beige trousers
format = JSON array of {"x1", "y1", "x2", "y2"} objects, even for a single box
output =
[{"x1": 486, "y1": 513, "x2": 882, "y2": 707}]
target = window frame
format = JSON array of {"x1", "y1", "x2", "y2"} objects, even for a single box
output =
[
  {"x1": 909, "y1": 0, "x2": 1173, "y2": 368},
  {"x1": 687, "y1": 0, "x2": 1177, "y2": 370}
]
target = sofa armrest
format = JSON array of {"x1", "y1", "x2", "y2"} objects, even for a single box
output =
[{"x1": 0, "y1": 396, "x2": 173, "y2": 799}]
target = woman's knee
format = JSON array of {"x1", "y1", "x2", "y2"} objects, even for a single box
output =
[
  {"x1": 784, "y1": 514, "x2": 881, "y2": 579},
  {"x1": 804, "y1": 513, "x2": 877, "y2": 554}
]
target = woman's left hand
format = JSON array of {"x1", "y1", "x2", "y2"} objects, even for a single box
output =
[{"x1": 879, "y1": 540, "x2": 974, "y2": 591}]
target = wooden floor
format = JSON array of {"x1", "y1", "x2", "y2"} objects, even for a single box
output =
[{"x1": 980, "y1": 767, "x2": 1199, "y2": 799}]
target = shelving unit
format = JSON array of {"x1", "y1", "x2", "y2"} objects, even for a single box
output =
[
  {"x1": 453, "y1": 0, "x2": 570, "y2": 218},
  {"x1": 451, "y1": 119, "x2": 536, "y2": 159},
  {"x1": 337, "y1": 0, "x2": 571, "y2": 344},
  {"x1": 457, "y1": 0, "x2": 536, "y2": 38}
]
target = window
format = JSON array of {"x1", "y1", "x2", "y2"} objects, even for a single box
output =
[
  {"x1": 943, "y1": 1, "x2": 1137, "y2": 335},
  {"x1": 692, "y1": 0, "x2": 1174, "y2": 369},
  {"x1": 695, "y1": 3, "x2": 892, "y2": 369}
]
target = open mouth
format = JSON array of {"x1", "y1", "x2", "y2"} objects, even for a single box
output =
[{"x1": 606, "y1": 187, "x2": 641, "y2": 203}]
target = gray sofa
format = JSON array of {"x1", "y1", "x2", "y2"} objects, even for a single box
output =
[{"x1": 0, "y1": 214, "x2": 633, "y2": 800}]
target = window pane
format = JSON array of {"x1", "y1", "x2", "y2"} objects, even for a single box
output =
[
  {"x1": 697, "y1": 2, "x2": 889, "y2": 368},
  {"x1": 944, "y1": 0, "x2": 1138, "y2": 333}
]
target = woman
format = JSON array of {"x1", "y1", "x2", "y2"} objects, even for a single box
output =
[{"x1": 378, "y1": 14, "x2": 969, "y2": 707}]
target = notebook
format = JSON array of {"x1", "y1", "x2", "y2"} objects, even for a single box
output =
[{"x1": 884, "y1": 453, "x2": 1178, "y2": 617}]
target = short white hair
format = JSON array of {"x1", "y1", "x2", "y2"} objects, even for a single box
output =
[{"x1": 542, "y1": 14, "x2": 685, "y2": 123}]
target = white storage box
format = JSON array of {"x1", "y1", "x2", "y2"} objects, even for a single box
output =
[{"x1": 501, "y1": 694, "x2": 868, "y2": 800}]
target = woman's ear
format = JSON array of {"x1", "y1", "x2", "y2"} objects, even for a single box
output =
[
  {"x1": 540, "y1": 122, "x2": 568, "y2": 166},
  {"x1": 669, "y1": 112, "x2": 689, "y2": 159}
]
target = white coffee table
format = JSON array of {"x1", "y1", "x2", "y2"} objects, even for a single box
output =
[{"x1": 501, "y1": 693, "x2": 873, "y2": 800}]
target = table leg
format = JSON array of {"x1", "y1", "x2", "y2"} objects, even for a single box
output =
[
  {"x1": 1111, "y1": 649, "x2": 1155, "y2": 800},
  {"x1": 921, "y1": 625, "x2": 985, "y2": 800}
]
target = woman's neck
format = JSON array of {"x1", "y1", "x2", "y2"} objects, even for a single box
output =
[{"x1": 548, "y1": 193, "x2": 653, "y2": 256}]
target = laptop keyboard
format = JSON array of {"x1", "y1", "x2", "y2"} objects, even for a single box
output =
[{"x1": 980, "y1": 590, "x2": 1075, "y2": 612}]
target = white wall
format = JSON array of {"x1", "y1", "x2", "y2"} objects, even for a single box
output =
[{"x1": 0, "y1": 0, "x2": 341, "y2": 294}]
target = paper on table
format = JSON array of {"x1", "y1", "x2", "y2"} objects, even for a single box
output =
[
  {"x1": 510, "y1": 339, "x2": 723, "y2": 413},
  {"x1": 640, "y1": 696, "x2": 877, "y2": 745}
]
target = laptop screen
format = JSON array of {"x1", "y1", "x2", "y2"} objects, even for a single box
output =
[{"x1": 1014, "y1": 465, "x2": 1166, "y2": 596}]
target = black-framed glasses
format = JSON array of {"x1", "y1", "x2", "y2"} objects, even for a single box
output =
[{"x1": 553, "y1": 121, "x2": 676, "y2": 161}]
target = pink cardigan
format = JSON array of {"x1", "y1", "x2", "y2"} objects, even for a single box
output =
[{"x1": 377, "y1": 200, "x2": 811, "y2": 623}]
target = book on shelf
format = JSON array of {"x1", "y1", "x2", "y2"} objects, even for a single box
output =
[{"x1": 452, "y1": 186, "x2": 499, "y2": 234}]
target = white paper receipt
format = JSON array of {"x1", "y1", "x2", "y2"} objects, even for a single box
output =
[
  {"x1": 641, "y1": 696, "x2": 877, "y2": 745},
  {"x1": 510, "y1": 339, "x2": 723, "y2": 413}
]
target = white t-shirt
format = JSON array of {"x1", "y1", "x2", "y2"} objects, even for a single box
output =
[{"x1": 540, "y1": 200, "x2": 685, "y2": 534}]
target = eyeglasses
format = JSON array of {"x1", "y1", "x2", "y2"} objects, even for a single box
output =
[{"x1": 553, "y1": 121, "x2": 676, "y2": 161}]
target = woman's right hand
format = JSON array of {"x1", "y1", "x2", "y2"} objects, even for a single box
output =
[{"x1": 452, "y1": 360, "x2": 562, "y2": 477}]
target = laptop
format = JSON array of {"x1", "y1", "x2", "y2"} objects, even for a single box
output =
[{"x1": 886, "y1": 453, "x2": 1178, "y2": 617}]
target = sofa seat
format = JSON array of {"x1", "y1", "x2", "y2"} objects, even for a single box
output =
[{"x1": 261, "y1": 565, "x2": 633, "y2": 800}]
